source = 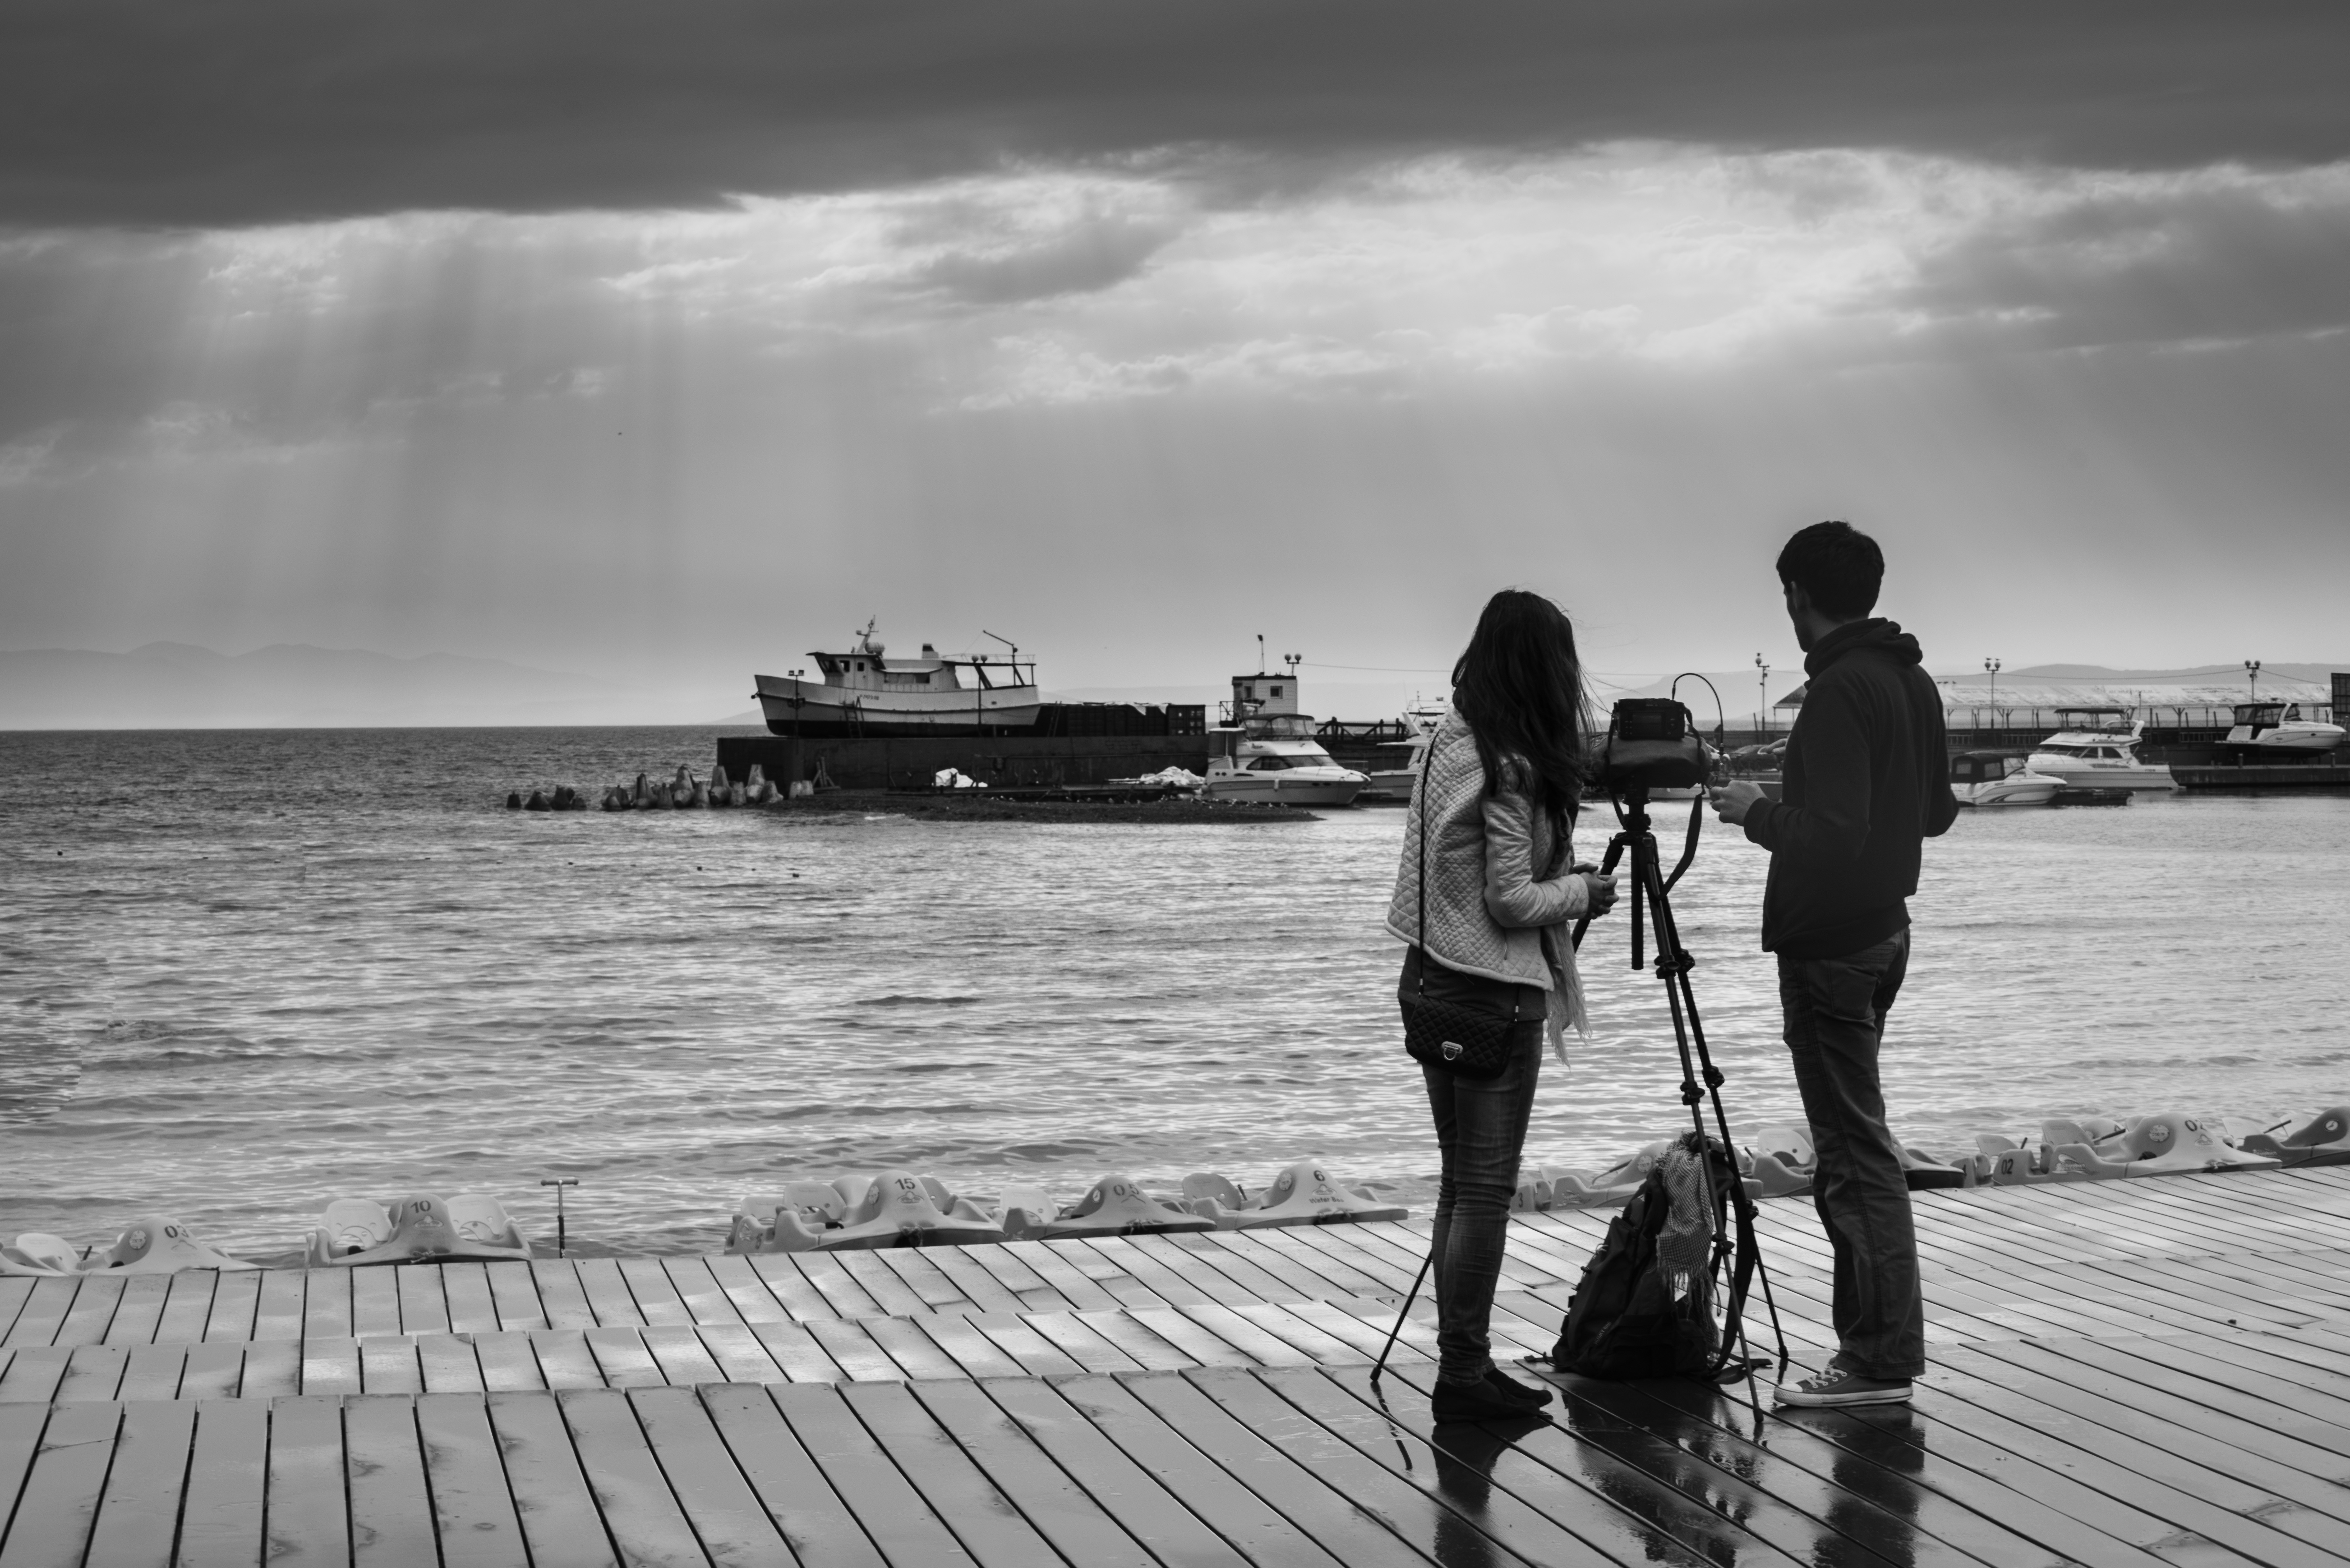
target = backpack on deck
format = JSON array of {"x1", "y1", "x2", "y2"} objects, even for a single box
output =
[{"x1": 1551, "y1": 1132, "x2": 1739, "y2": 1380}]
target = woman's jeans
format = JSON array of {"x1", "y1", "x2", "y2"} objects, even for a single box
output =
[
  {"x1": 1420, "y1": 1025, "x2": 1543, "y2": 1386},
  {"x1": 1778, "y1": 928, "x2": 1926, "y2": 1380}
]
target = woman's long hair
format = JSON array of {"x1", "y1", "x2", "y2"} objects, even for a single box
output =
[{"x1": 1451, "y1": 590, "x2": 1590, "y2": 835}]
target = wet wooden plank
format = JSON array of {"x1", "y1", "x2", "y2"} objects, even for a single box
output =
[
  {"x1": 52, "y1": 1344, "x2": 127, "y2": 1403},
  {"x1": 1053, "y1": 1374, "x2": 1352, "y2": 1568},
  {"x1": 394, "y1": 1267, "x2": 452, "y2": 1336},
  {"x1": 1072, "y1": 1309, "x2": 1203, "y2": 1372},
  {"x1": 746, "y1": 1320, "x2": 847, "y2": 1384},
  {"x1": 348, "y1": 1269, "x2": 402, "y2": 1339},
  {"x1": 1125, "y1": 1306, "x2": 1262, "y2": 1368},
  {"x1": 523, "y1": 1332, "x2": 607, "y2": 1394},
  {"x1": 781, "y1": 1252, "x2": 888, "y2": 1319},
  {"x1": 483, "y1": 1392, "x2": 620, "y2": 1568},
  {"x1": 768, "y1": 1382, "x2": 981, "y2": 1566},
  {"x1": 178, "y1": 1342, "x2": 247, "y2": 1400},
  {"x1": 918, "y1": 1248, "x2": 1037, "y2": 1316},
  {"x1": 615, "y1": 1259, "x2": 695, "y2": 1327},
  {"x1": 358, "y1": 1339, "x2": 421, "y2": 1396},
  {"x1": 744, "y1": 1255, "x2": 845, "y2": 1321},
  {"x1": 527, "y1": 1261, "x2": 598, "y2": 1330},
  {"x1": 1, "y1": 1400, "x2": 119, "y2": 1568},
  {"x1": 0, "y1": 1284, "x2": 32, "y2": 1346},
  {"x1": 417, "y1": 1392, "x2": 531, "y2": 1567},
  {"x1": 1066, "y1": 1238, "x2": 1222, "y2": 1308},
  {"x1": 868, "y1": 1248, "x2": 981, "y2": 1313},
  {"x1": 582, "y1": 1327, "x2": 666, "y2": 1389},
  {"x1": 264, "y1": 1394, "x2": 349, "y2": 1568},
  {"x1": 101, "y1": 1274, "x2": 173, "y2": 1347},
  {"x1": 1174, "y1": 1303, "x2": 1323, "y2": 1367},
  {"x1": 803, "y1": 1319, "x2": 907, "y2": 1382},
  {"x1": 155, "y1": 1271, "x2": 218, "y2": 1344},
  {"x1": 638, "y1": 1325, "x2": 727, "y2": 1387},
  {"x1": 656, "y1": 1257, "x2": 743, "y2": 1327},
  {"x1": 1158, "y1": 1232, "x2": 1316, "y2": 1304},
  {"x1": 300, "y1": 1270, "x2": 353, "y2": 1341},
  {"x1": 950, "y1": 1244, "x2": 1069, "y2": 1314},
  {"x1": 907, "y1": 1314, "x2": 1032, "y2": 1380},
  {"x1": 177, "y1": 1397, "x2": 267, "y2": 1568},
  {"x1": 483, "y1": 1262, "x2": 548, "y2": 1331},
  {"x1": 440, "y1": 1263, "x2": 502, "y2": 1335},
  {"x1": 0, "y1": 1405, "x2": 47, "y2": 1557},
  {"x1": 345, "y1": 1396, "x2": 439, "y2": 1568},
  {"x1": 853, "y1": 1379, "x2": 1088, "y2": 1568},
  {"x1": 251, "y1": 1270, "x2": 306, "y2": 1342},
  {"x1": 473, "y1": 1333, "x2": 548, "y2": 1393},
  {"x1": 49, "y1": 1272, "x2": 124, "y2": 1349},
  {"x1": 982, "y1": 1377, "x2": 1253, "y2": 1566},
  {"x1": 862, "y1": 1316, "x2": 970, "y2": 1380},
  {"x1": 203, "y1": 1270, "x2": 262, "y2": 1343},
  {"x1": 964, "y1": 1315, "x2": 1086, "y2": 1377},
  {"x1": 700, "y1": 1384, "x2": 888, "y2": 1568},
  {"x1": 84, "y1": 1399, "x2": 197, "y2": 1568},
  {"x1": 700, "y1": 1255, "x2": 797, "y2": 1324},
  {"x1": 299, "y1": 1339, "x2": 361, "y2": 1398},
  {"x1": 999, "y1": 1240, "x2": 1128, "y2": 1312},
  {"x1": 829, "y1": 1252, "x2": 934, "y2": 1317},
  {"x1": 557, "y1": 1387, "x2": 708, "y2": 1566},
  {"x1": 1019, "y1": 1311, "x2": 1146, "y2": 1374},
  {"x1": 239, "y1": 1339, "x2": 300, "y2": 1399},
  {"x1": 571, "y1": 1259, "x2": 647, "y2": 1328},
  {"x1": 117, "y1": 1343, "x2": 189, "y2": 1402},
  {"x1": 629, "y1": 1385, "x2": 794, "y2": 1564},
  {"x1": 692, "y1": 1324, "x2": 786, "y2": 1385},
  {"x1": 0, "y1": 1278, "x2": 78, "y2": 1349},
  {"x1": 416, "y1": 1334, "x2": 487, "y2": 1393}
]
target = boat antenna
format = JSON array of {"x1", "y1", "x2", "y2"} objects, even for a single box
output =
[{"x1": 981, "y1": 629, "x2": 1020, "y2": 668}]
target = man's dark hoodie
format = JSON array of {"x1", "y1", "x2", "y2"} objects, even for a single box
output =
[{"x1": 1742, "y1": 619, "x2": 1959, "y2": 959}]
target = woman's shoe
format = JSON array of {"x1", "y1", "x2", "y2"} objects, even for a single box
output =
[
  {"x1": 1433, "y1": 1376, "x2": 1553, "y2": 1424},
  {"x1": 1485, "y1": 1368, "x2": 1552, "y2": 1408}
]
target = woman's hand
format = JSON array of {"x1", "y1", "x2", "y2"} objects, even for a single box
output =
[{"x1": 1581, "y1": 870, "x2": 1619, "y2": 916}]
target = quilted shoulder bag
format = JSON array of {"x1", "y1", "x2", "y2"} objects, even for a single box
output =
[{"x1": 1400, "y1": 750, "x2": 1521, "y2": 1080}]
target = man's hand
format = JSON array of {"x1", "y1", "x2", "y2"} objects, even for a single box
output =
[{"x1": 1709, "y1": 778, "x2": 1767, "y2": 827}]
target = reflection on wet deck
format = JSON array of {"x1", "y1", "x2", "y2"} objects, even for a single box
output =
[{"x1": 6, "y1": 1166, "x2": 2350, "y2": 1564}]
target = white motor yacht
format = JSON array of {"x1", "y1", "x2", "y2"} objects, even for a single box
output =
[
  {"x1": 1948, "y1": 750, "x2": 2062, "y2": 806},
  {"x1": 2024, "y1": 709, "x2": 2178, "y2": 792},
  {"x1": 1202, "y1": 667, "x2": 1367, "y2": 806},
  {"x1": 2222, "y1": 702, "x2": 2344, "y2": 757}
]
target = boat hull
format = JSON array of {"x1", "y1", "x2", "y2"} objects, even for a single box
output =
[
  {"x1": 1961, "y1": 778, "x2": 2062, "y2": 806},
  {"x1": 1203, "y1": 774, "x2": 1365, "y2": 806},
  {"x1": 754, "y1": 673, "x2": 1044, "y2": 738},
  {"x1": 2024, "y1": 755, "x2": 2178, "y2": 792},
  {"x1": 2240, "y1": 729, "x2": 2346, "y2": 754}
]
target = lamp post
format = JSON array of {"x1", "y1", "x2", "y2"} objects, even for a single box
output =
[
  {"x1": 1984, "y1": 658, "x2": 2001, "y2": 731},
  {"x1": 1755, "y1": 653, "x2": 1770, "y2": 736},
  {"x1": 2245, "y1": 660, "x2": 2261, "y2": 702}
]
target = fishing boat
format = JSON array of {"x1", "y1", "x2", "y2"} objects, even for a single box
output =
[
  {"x1": 753, "y1": 621, "x2": 1044, "y2": 738},
  {"x1": 1948, "y1": 750, "x2": 2063, "y2": 806},
  {"x1": 2221, "y1": 702, "x2": 2344, "y2": 758},
  {"x1": 1202, "y1": 666, "x2": 1367, "y2": 806},
  {"x1": 2025, "y1": 709, "x2": 2178, "y2": 792}
]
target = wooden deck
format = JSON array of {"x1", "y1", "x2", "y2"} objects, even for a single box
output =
[{"x1": 7, "y1": 1168, "x2": 2350, "y2": 1564}]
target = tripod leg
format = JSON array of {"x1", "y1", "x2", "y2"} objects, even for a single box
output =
[{"x1": 1374, "y1": 1249, "x2": 1435, "y2": 1385}]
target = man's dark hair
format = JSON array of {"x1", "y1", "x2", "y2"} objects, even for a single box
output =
[{"x1": 1776, "y1": 521, "x2": 1883, "y2": 619}]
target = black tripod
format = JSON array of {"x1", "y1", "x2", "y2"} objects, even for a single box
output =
[{"x1": 1573, "y1": 785, "x2": 1790, "y2": 1407}]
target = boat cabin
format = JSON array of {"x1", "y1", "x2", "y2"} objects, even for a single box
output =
[
  {"x1": 2049, "y1": 706, "x2": 2137, "y2": 735},
  {"x1": 809, "y1": 628, "x2": 1036, "y2": 695},
  {"x1": 1950, "y1": 752, "x2": 2030, "y2": 785},
  {"x1": 2231, "y1": 702, "x2": 2300, "y2": 727}
]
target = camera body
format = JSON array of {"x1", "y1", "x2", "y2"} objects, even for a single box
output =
[{"x1": 1598, "y1": 698, "x2": 1713, "y2": 793}]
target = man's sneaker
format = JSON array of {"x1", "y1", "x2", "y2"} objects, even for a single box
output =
[{"x1": 1773, "y1": 1364, "x2": 1913, "y2": 1408}]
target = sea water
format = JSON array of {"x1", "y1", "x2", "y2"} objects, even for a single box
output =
[{"x1": 3, "y1": 727, "x2": 2346, "y2": 1258}]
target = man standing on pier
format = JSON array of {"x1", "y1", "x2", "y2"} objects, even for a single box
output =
[{"x1": 1709, "y1": 520, "x2": 1958, "y2": 1407}]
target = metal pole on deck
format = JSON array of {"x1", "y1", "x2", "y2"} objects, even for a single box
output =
[{"x1": 541, "y1": 1178, "x2": 578, "y2": 1258}]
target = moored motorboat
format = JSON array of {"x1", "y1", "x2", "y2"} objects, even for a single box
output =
[
  {"x1": 2025, "y1": 709, "x2": 2178, "y2": 792},
  {"x1": 754, "y1": 619, "x2": 1044, "y2": 737},
  {"x1": 1202, "y1": 665, "x2": 1366, "y2": 806},
  {"x1": 1356, "y1": 703, "x2": 1447, "y2": 803},
  {"x1": 2221, "y1": 702, "x2": 2344, "y2": 758},
  {"x1": 1949, "y1": 750, "x2": 2062, "y2": 806}
]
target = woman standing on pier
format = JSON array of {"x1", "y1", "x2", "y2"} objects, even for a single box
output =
[{"x1": 1389, "y1": 589, "x2": 1616, "y2": 1422}]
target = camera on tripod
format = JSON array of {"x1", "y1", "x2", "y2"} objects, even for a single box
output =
[{"x1": 1597, "y1": 697, "x2": 1714, "y2": 795}]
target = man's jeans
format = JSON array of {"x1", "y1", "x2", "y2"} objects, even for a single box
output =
[
  {"x1": 1778, "y1": 929, "x2": 1925, "y2": 1380},
  {"x1": 1421, "y1": 1024, "x2": 1543, "y2": 1386}
]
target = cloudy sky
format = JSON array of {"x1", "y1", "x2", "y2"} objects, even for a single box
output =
[{"x1": 3, "y1": 1, "x2": 2346, "y2": 714}]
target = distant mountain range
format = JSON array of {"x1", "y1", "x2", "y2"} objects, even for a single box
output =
[{"x1": 0, "y1": 643, "x2": 677, "y2": 729}]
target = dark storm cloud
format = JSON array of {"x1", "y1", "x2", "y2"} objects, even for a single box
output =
[{"x1": 5, "y1": 0, "x2": 2348, "y2": 230}]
